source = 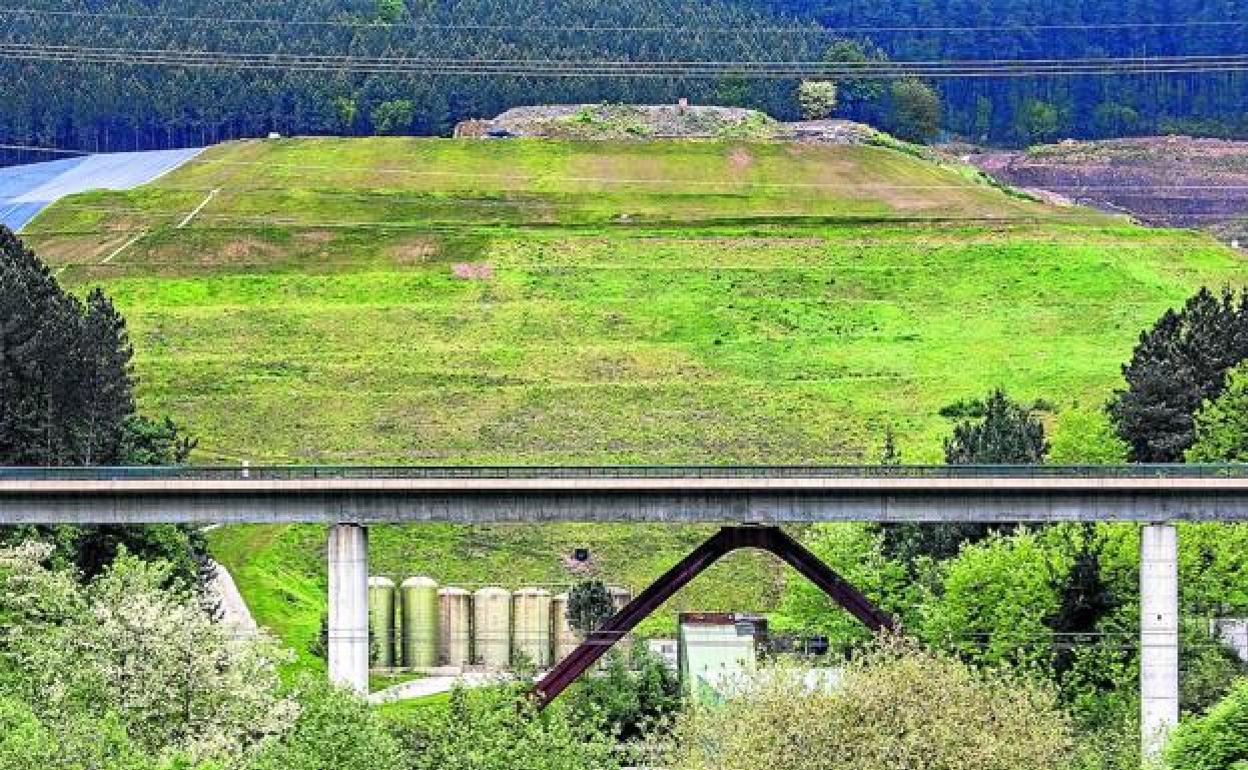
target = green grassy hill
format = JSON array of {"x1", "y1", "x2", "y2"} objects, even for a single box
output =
[{"x1": 22, "y1": 135, "x2": 1247, "y2": 674}]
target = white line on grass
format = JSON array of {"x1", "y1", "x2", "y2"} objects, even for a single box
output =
[
  {"x1": 178, "y1": 187, "x2": 219, "y2": 228},
  {"x1": 100, "y1": 230, "x2": 147, "y2": 264}
]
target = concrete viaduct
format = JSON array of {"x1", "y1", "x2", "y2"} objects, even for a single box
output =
[{"x1": 3, "y1": 463, "x2": 1247, "y2": 757}]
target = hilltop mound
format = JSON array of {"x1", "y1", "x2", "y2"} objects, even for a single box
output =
[{"x1": 457, "y1": 104, "x2": 881, "y2": 143}]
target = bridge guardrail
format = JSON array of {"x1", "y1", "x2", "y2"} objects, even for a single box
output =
[{"x1": 0, "y1": 464, "x2": 1245, "y2": 481}]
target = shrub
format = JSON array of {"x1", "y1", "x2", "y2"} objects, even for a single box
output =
[
  {"x1": 248, "y1": 678, "x2": 404, "y2": 770},
  {"x1": 394, "y1": 684, "x2": 618, "y2": 770},
  {"x1": 1167, "y1": 679, "x2": 1248, "y2": 770},
  {"x1": 567, "y1": 580, "x2": 614, "y2": 636},
  {"x1": 797, "y1": 81, "x2": 838, "y2": 120},
  {"x1": 564, "y1": 643, "x2": 680, "y2": 741},
  {"x1": 663, "y1": 638, "x2": 1074, "y2": 770}
]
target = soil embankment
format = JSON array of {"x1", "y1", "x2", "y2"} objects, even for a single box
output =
[{"x1": 966, "y1": 136, "x2": 1248, "y2": 240}]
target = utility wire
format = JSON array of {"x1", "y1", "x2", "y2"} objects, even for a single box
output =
[
  {"x1": 5, "y1": 42, "x2": 1248, "y2": 78},
  {"x1": 2, "y1": 7, "x2": 1247, "y2": 35}
]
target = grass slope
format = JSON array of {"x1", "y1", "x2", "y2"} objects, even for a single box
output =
[{"x1": 22, "y1": 136, "x2": 1248, "y2": 670}]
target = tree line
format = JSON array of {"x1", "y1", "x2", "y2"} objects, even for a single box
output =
[{"x1": 3, "y1": 0, "x2": 1248, "y2": 159}]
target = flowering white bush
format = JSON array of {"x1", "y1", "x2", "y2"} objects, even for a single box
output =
[{"x1": 0, "y1": 542, "x2": 297, "y2": 767}]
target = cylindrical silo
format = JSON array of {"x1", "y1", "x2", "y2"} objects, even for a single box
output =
[
  {"x1": 438, "y1": 587, "x2": 472, "y2": 668},
  {"x1": 401, "y1": 577, "x2": 440, "y2": 669},
  {"x1": 473, "y1": 587, "x2": 511, "y2": 669},
  {"x1": 368, "y1": 577, "x2": 396, "y2": 669},
  {"x1": 513, "y1": 588, "x2": 553, "y2": 668},
  {"x1": 607, "y1": 585, "x2": 633, "y2": 613},
  {"x1": 551, "y1": 592, "x2": 581, "y2": 662}
]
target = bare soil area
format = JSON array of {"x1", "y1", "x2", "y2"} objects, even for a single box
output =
[{"x1": 964, "y1": 136, "x2": 1248, "y2": 240}]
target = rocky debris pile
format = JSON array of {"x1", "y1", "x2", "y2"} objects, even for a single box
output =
[
  {"x1": 455, "y1": 104, "x2": 881, "y2": 144},
  {"x1": 780, "y1": 119, "x2": 880, "y2": 144}
]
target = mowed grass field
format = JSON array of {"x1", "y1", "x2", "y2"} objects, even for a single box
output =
[{"x1": 21, "y1": 136, "x2": 1248, "y2": 670}]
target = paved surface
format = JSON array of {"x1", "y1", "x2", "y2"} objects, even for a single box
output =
[
  {"x1": 208, "y1": 559, "x2": 258, "y2": 636},
  {"x1": 368, "y1": 672, "x2": 499, "y2": 705},
  {"x1": 3, "y1": 466, "x2": 1248, "y2": 523},
  {"x1": 0, "y1": 148, "x2": 202, "y2": 231}
]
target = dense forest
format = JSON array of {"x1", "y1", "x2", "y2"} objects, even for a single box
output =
[{"x1": 1, "y1": 0, "x2": 1247, "y2": 158}]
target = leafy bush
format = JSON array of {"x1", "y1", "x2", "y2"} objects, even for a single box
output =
[
  {"x1": 248, "y1": 678, "x2": 404, "y2": 770},
  {"x1": 797, "y1": 81, "x2": 838, "y2": 120},
  {"x1": 918, "y1": 529, "x2": 1066, "y2": 669},
  {"x1": 1187, "y1": 365, "x2": 1248, "y2": 462},
  {"x1": 564, "y1": 644, "x2": 680, "y2": 741},
  {"x1": 663, "y1": 639, "x2": 1074, "y2": 770},
  {"x1": 393, "y1": 684, "x2": 619, "y2": 770},
  {"x1": 1048, "y1": 409, "x2": 1130, "y2": 464},
  {"x1": 567, "y1": 580, "x2": 615, "y2": 636},
  {"x1": 1167, "y1": 679, "x2": 1248, "y2": 770},
  {"x1": 775, "y1": 523, "x2": 912, "y2": 648}
]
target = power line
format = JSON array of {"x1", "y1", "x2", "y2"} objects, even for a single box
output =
[
  {"x1": 2, "y1": 7, "x2": 1247, "y2": 35},
  {"x1": 5, "y1": 42, "x2": 1248, "y2": 78}
]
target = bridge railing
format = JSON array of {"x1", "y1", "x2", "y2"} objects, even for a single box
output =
[{"x1": 0, "y1": 464, "x2": 1246, "y2": 481}]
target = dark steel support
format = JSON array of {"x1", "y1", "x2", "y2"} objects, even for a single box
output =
[{"x1": 533, "y1": 525, "x2": 894, "y2": 708}]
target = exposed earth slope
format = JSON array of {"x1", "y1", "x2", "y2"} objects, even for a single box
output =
[
  {"x1": 20, "y1": 136, "x2": 1247, "y2": 670},
  {"x1": 969, "y1": 136, "x2": 1248, "y2": 241}
]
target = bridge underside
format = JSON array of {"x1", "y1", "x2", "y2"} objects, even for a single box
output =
[{"x1": 3, "y1": 487, "x2": 1248, "y2": 524}]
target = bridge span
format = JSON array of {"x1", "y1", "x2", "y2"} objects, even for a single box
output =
[
  {"x1": 0, "y1": 464, "x2": 1228, "y2": 758},
  {"x1": 1, "y1": 464, "x2": 1248, "y2": 523}
]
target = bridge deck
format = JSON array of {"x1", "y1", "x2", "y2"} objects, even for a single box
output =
[{"x1": 0, "y1": 465, "x2": 1246, "y2": 524}]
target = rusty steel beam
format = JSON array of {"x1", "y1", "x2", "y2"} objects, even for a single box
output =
[{"x1": 533, "y1": 525, "x2": 893, "y2": 708}]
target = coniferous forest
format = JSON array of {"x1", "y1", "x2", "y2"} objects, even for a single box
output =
[{"x1": 2, "y1": 0, "x2": 1248, "y2": 158}]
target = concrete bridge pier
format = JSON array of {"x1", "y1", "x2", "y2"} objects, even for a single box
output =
[
  {"x1": 327, "y1": 523, "x2": 369, "y2": 694},
  {"x1": 1140, "y1": 522, "x2": 1179, "y2": 759}
]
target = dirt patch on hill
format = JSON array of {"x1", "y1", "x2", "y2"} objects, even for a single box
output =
[
  {"x1": 386, "y1": 236, "x2": 438, "y2": 265},
  {"x1": 728, "y1": 147, "x2": 754, "y2": 171}
]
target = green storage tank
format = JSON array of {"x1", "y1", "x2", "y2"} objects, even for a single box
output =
[
  {"x1": 368, "y1": 576, "x2": 397, "y2": 668},
  {"x1": 401, "y1": 576, "x2": 440, "y2": 669}
]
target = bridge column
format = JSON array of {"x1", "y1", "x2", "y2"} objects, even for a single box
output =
[
  {"x1": 328, "y1": 523, "x2": 369, "y2": 695},
  {"x1": 1140, "y1": 522, "x2": 1179, "y2": 760}
]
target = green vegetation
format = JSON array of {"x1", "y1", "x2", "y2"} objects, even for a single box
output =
[
  {"x1": 22, "y1": 135, "x2": 1248, "y2": 672},
  {"x1": 0, "y1": 226, "x2": 205, "y2": 587},
  {"x1": 390, "y1": 685, "x2": 618, "y2": 770},
  {"x1": 1110, "y1": 287, "x2": 1248, "y2": 462},
  {"x1": 663, "y1": 640, "x2": 1074, "y2": 770},
  {"x1": 1167, "y1": 679, "x2": 1248, "y2": 770},
  {"x1": 1187, "y1": 365, "x2": 1248, "y2": 462}
]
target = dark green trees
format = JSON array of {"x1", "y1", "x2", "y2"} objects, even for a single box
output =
[
  {"x1": 566, "y1": 580, "x2": 615, "y2": 636},
  {"x1": 0, "y1": 226, "x2": 203, "y2": 585},
  {"x1": 944, "y1": 388, "x2": 1048, "y2": 464},
  {"x1": 883, "y1": 79, "x2": 942, "y2": 144},
  {"x1": 1109, "y1": 287, "x2": 1248, "y2": 462},
  {"x1": 0, "y1": 227, "x2": 137, "y2": 465},
  {"x1": 884, "y1": 389, "x2": 1046, "y2": 565}
]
